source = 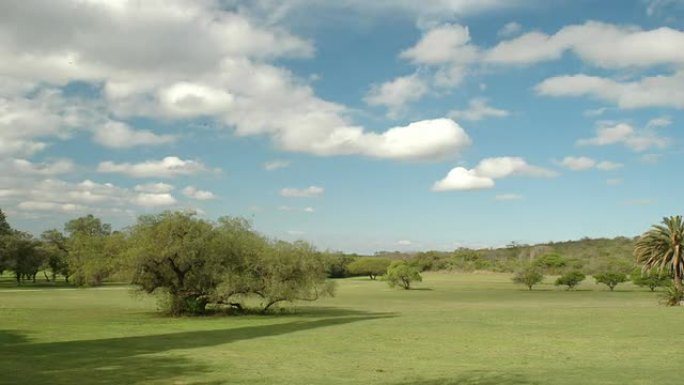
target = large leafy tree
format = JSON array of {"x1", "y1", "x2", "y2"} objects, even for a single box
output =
[
  {"x1": 64, "y1": 215, "x2": 117, "y2": 286},
  {"x1": 634, "y1": 216, "x2": 684, "y2": 291}
]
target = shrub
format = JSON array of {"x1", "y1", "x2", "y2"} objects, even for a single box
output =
[
  {"x1": 512, "y1": 266, "x2": 544, "y2": 290},
  {"x1": 386, "y1": 261, "x2": 422, "y2": 290},
  {"x1": 555, "y1": 270, "x2": 585, "y2": 290},
  {"x1": 347, "y1": 257, "x2": 391, "y2": 280},
  {"x1": 594, "y1": 272, "x2": 628, "y2": 291},
  {"x1": 660, "y1": 285, "x2": 684, "y2": 306},
  {"x1": 631, "y1": 269, "x2": 671, "y2": 292},
  {"x1": 534, "y1": 253, "x2": 567, "y2": 274}
]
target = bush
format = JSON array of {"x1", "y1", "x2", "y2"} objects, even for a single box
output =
[
  {"x1": 386, "y1": 261, "x2": 422, "y2": 290},
  {"x1": 347, "y1": 257, "x2": 391, "y2": 280},
  {"x1": 631, "y1": 269, "x2": 671, "y2": 292},
  {"x1": 555, "y1": 270, "x2": 585, "y2": 290},
  {"x1": 660, "y1": 285, "x2": 684, "y2": 306},
  {"x1": 533, "y1": 253, "x2": 567, "y2": 274},
  {"x1": 512, "y1": 266, "x2": 544, "y2": 290},
  {"x1": 594, "y1": 272, "x2": 628, "y2": 291}
]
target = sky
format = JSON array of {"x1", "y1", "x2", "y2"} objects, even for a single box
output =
[{"x1": 1, "y1": 0, "x2": 683, "y2": 253}]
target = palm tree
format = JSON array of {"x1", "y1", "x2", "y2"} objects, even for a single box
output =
[{"x1": 634, "y1": 216, "x2": 684, "y2": 291}]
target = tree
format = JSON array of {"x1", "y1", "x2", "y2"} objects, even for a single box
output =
[
  {"x1": 0, "y1": 209, "x2": 11, "y2": 236},
  {"x1": 594, "y1": 272, "x2": 628, "y2": 291},
  {"x1": 631, "y1": 269, "x2": 670, "y2": 292},
  {"x1": 3, "y1": 231, "x2": 45, "y2": 284},
  {"x1": 512, "y1": 265, "x2": 544, "y2": 290},
  {"x1": 128, "y1": 211, "x2": 220, "y2": 315},
  {"x1": 555, "y1": 270, "x2": 585, "y2": 290},
  {"x1": 347, "y1": 257, "x2": 391, "y2": 280},
  {"x1": 533, "y1": 253, "x2": 567, "y2": 274},
  {"x1": 40, "y1": 229, "x2": 70, "y2": 282},
  {"x1": 634, "y1": 216, "x2": 684, "y2": 292},
  {"x1": 386, "y1": 261, "x2": 422, "y2": 290},
  {"x1": 0, "y1": 208, "x2": 13, "y2": 273},
  {"x1": 128, "y1": 212, "x2": 334, "y2": 315}
]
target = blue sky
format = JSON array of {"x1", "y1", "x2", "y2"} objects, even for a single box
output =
[{"x1": 1, "y1": 0, "x2": 682, "y2": 253}]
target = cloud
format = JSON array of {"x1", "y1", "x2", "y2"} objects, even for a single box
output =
[
  {"x1": 577, "y1": 122, "x2": 669, "y2": 152},
  {"x1": 640, "y1": 153, "x2": 662, "y2": 164},
  {"x1": 3, "y1": 158, "x2": 74, "y2": 175},
  {"x1": 535, "y1": 72, "x2": 684, "y2": 109},
  {"x1": 606, "y1": 178, "x2": 623, "y2": 186},
  {"x1": 557, "y1": 156, "x2": 596, "y2": 170},
  {"x1": 132, "y1": 193, "x2": 177, "y2": 207},
  {"x1": 397, "y1": 240, "x2": 413, "y2": 246},
  {"x1": 364, "y1": 74, "x2": 428, "y2": 117},
  {"x1": 182, "y1": 186, "x2": 216, "y2": 200},
  {"x1": 596, "y1": 161, "x2": 623, "y2": 170},
  {"x1": 264, "y1": 160, "x2": 291, "y2": 171},
  {"x1": 433, "y1": 156, "x2": 555, "y2": 191},
  {"x1": 498, "y1": 22, "x2": 523, "y2": 37},
  {"x1": 280, "y1": 186, "x2": 324, "y2": 198},
  {"x1": 97, "y1": 156, "x2": 211, "y2": 178},
  {"x1": 495, "y1": 193, "x2": 523, "y2": 201},
  {"x1": 448, "y1": 98, "x2": 510, "y2": 121},
  {"x1": 278, "y1": 205, "x2": 315, "y2": 213},
  {"x1": 17, "y1": 201, "x2": 86, "y2": 213},
  {"x1": 432, "y1": 167, "x2": 495, "y2": 191},
  {"x1": 134, "y1": 183, "x2": 175, "y2": 194},
  {"x1": 487, "y1": 21, "x2": 684, "y2": 68},
  {"x1": 92, "y1": 120, "x2": 176, "y2": 148}
]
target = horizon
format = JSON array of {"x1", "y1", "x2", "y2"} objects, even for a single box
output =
[{"x1": 1, "y1": 0, "x2": 682, "y2": 254}]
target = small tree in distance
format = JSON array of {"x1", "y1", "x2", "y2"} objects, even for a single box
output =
[
  {"x1": 555, "y1": 271, "x2": 585, "y2": 290},
  {"x1": 631, "y1": 269, "x2": 670, "y2": 292},
  {"x1": 512, "y1": 265, "x2": 544, "y2": 290},
  {"x1": 386, "y1": 261, "x2": 422, "y2": 290},
  {"x1": 594, "y1": 272, "x2": 628, "y2": 291},
  {"x1": 347, "y1": 257, "x2": 391, "y2": 280}
]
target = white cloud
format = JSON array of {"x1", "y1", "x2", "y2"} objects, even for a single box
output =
[
  {"x1": 397, "y1": 240, "x2": 414, "y2": 246},
  {"x1": 448, "y1": 98, "x2": 510, "y2": 121},
  {"x1": 17, "y1": 201, "x2": 85, "y2": 213},
  {"x1": 304, "y1": 207, "x2": 315, "y2": 213},
  {"x1": 606, "y1": 178, "x2": 623, "y2": 186},
  {"x1": 558, "y1": 156, "x2": 596, "y2": 170},
  {"x1": 577, "y1": 122, "x2": 669, "y2": 152},
  {"x1": 159, "y1": 82, "x2": 235, "y2": 118},
  {"x1": 4, "y1": 158, "x2": 74, "y2": 175},
  {"x1": 280, "y1": 186, "x2": 324, "y2": 198},
  {"x1": 97, "y1": 156, "x2": 210, "y2": 178},
  {"x1": 264, "y1": 160, "x2": 291, "y2": 171},
  {"x1": 535, "y1": 72, "x2": 684, "y2": 109},
  {"x1": 132, "y1": 193, "x2": 177, "y2": 207},
  {"x1": 474, "y1": 157, "x2": 557, "y2": 178},
  {"x1": 364, "y1": 74, "x2": 428, "y2": 117},
  {"x1": 487, "y1": 21, "x2": 684, "y2": 68},
  {"x1": 495, "y1": 193, "x2": 523, "y2": 201},
  {"x1": 433, "y1": 156, "x2": 554, "y2": 191},
  {"x1": 646, "y1": 116, "x2": 672, "y2": 128},
  {"x1": 182, "y1": 186, "x2": 216, "y2": 200},
  {"x1": 134, "y1": 183, "x2": 175, "y2": 194},
  {"x1": 432, "y1": 168, "x2": 495, "y2": 191},
  {"x1": 640, "y1": 153, "x2": 662, "y2": 164},
  {"x1": 93, "y1": 120, "x2": 175, "y2": 148},
  {"x1": 498, "y1": 22, "x2": 523, "y2": 37},
  {"x1": 596, "y1": 161, "x2": 623, "y2": 170}
]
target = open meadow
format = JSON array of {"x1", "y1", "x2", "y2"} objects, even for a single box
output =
[{"x1": 1, "y1": 272, "x2": 680, "y2": 385}]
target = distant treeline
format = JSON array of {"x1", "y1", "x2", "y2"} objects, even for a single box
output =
[{"x1": 322, "y1": 236, "x2": 637, "y2": 277}]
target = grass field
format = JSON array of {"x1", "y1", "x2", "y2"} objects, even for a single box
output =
[{"x1": 0, "y1": 272, "x2": 681, "y2": 385}]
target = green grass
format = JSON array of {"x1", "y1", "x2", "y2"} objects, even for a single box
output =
[{"x1": 0, "y1": 272, "x2": 681, "y2": 385}]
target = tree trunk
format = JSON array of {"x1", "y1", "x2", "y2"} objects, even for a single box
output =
[{"x1": 43, "y1": 271, "x2": 50, "y2": 282}]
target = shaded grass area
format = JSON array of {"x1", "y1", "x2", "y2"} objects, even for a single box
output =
[{"x1": 1, "y1": 272, "x2": 682, "y2": 385}]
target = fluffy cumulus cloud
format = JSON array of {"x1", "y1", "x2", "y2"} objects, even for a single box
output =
[
  {"x1": 577, "y1": 122, "x2": 670, "y2": 152},
  {"x1": 97, "y1": 156, "x2": 211, "y2": 178},
  {"x1": 0, "y1": 0, "x2": 476, "y2": 165},
  {"x1": 448, "y1": 98, "x2": 510, "y2": 121},
  {"x1": 182, "y1": 186, "x2": 216, "y2": 200},
  {"x1": 557, "y1": 156, "x2": 624, "y2": 171},
  {"x1": 93, "y1": 121, "x2": 176, "y2": 149},
  {"x1": 433, "y1": 157, "x2": 555, "y2": 191},
  {"x1": 535, "y1": 72, "x2": 684, "y2": 109},
  {"x1": 364, "y1": 74, "x2": 428, "y2": 117},
  {"x1": 280, "y1": 186, "x2": 325, "y2": 198},
  {"x1": 134, "y1": 183, "x2": 175, "y2": 194}
]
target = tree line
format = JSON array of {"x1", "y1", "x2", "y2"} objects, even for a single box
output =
[{"x1": 0, "y1": 209, "x2": 333, "y2": 315}]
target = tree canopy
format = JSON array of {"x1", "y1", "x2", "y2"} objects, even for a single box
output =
[{"x1": 634, "y1": 215, "x2": 684, "y2": 291}]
